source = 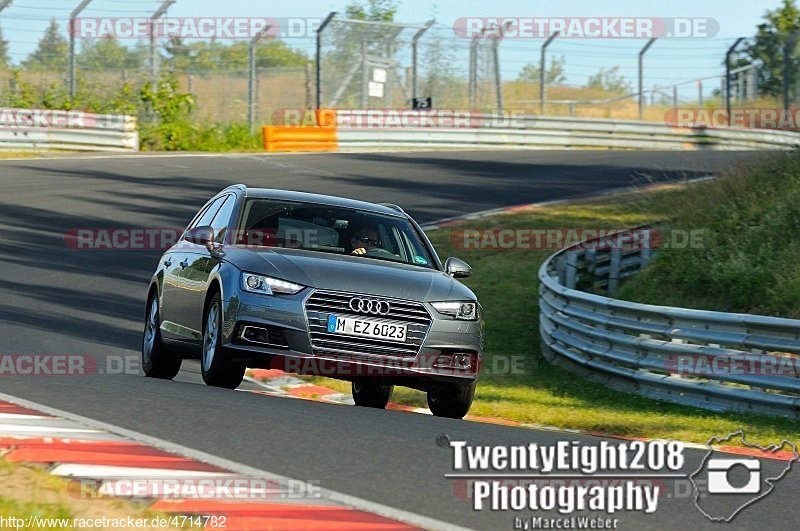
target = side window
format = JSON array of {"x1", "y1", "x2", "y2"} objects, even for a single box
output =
[
  {"x1": 191, "y1": 196, "x2": 226, "y2": 231},
  {"x1": 210, "y1": 195, "x2": 236, "y2": 243}
]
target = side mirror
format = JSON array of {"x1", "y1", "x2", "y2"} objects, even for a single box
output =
[
  {"x1": 185, "y1": 226, "x2": 214, "y2": 250},
  {"x1": 444, "y1": 257, "x2": 472, "y2": 278}
]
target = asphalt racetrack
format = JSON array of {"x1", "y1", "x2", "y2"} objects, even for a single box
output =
[{"x1": 0, "y1": 149, "x2": 789, "y2": 530}]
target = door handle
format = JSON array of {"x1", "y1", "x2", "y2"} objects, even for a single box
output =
[
  {"x1": 180, "y1": 259, "x2": 189, "y2": 268},
  {"x1": 163, "y1": 259, "x2": 172, "y2": 267}
]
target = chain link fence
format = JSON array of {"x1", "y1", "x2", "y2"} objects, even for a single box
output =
[{"x1": 1, "y1": 11, "x2": 795, "y2": 128}]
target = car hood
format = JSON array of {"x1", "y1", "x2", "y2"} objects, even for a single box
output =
[{"x1": 224, "y1": 247, "x2": 475, "y2": 301}]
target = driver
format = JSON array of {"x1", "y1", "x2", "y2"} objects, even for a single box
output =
[{"x1": 351, "y1": 226, "x2": 382, "y2": 255}]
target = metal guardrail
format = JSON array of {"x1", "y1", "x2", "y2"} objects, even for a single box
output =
[
  {"x1": 0, "y1": 109, "x2": 138, "y2": 151},
  {"x1": 336, "y1": 113, "x2": 800, "y2": 151},
  {"x1": 538, "y1": 228, "x2": 800, "y2": 418}
]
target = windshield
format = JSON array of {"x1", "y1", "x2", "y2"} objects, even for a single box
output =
[{"x1": 235, "y1": 198, "x2": 436, "y2": 269}]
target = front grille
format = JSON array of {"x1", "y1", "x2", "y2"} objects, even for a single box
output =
[{"x1": 305, "y1": 290, "x2": 432, "y2": 360}]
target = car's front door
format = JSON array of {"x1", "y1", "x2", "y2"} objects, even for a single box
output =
[{"x1": 173, "y1": 194, "x2": 237, "y2": 339}]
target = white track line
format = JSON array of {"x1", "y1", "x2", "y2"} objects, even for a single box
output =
[{"x1": 0, "y1": 391, "x2": 473, "y2": 531}]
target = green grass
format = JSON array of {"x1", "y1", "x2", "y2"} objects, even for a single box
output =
[
  {"x1": 617, "y1": 153, "x2": 800, "y2": 318},
  {"x1": 307, "y1": 172, "x2": 800, "y2": 446}
]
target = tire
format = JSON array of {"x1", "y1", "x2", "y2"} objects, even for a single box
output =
[
  {"x1": 201, "y1": 291, "x2": 245, "y2": 389},
  {"x1": 352, "y1": 380, "x2": 393, "y2": 409},
  {"x1": 427, "y1": 382, "x2": 476, "y2": 419},
  {"x1": 142, "y1": 291, "x2": 182, "y2": 380}
]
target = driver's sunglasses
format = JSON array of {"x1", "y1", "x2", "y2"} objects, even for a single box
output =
[{"x1": 357, "y1": 236, "x2": 381, "y2": 246}]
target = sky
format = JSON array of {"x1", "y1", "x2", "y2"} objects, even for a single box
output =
[{"x1": 0, "y1": 0, "x2": 785, "y2": 101}]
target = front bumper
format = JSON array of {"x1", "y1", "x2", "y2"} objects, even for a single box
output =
[{"x1": 221, "y1": 289, "x2": 483, "y2": 389}]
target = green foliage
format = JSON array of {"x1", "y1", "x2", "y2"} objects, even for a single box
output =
[
  {"x1": 162, "y1": 37, "x2": 309, "y2": 72},
  {"x1": 78, "y1": 37, "x2": 143, "y2": 70},
  {"x1": 0, "y1": 27, "x2": 9, "y2": 69},
  {"x1": 745, "y1": 0, "x2": 800, "y2": 97},
  {"x1": 345, "y1": 0, "x2": 398, "y2": 22},
  {"x1": 618, "y1": 153, "x2": 800, "y2": 318},
  {"x1": 517, "y1": 56, "x2": 566, "y2": 84},
  {"x1": 138, "y1": 74, "x2": 259, "y2": 151},
  {"x1": 23, "y1": 18, "x2": 69, "y2": 71},
  {"x1": 585, "y1": 66, "x2": 631, "y2": 94}
]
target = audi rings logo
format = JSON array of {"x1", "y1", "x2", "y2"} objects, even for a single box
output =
[{"x1": 349, "y1": 298, "x2": 391, "y2": 315}]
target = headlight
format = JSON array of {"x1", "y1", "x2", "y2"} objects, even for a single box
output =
[
  {"x1": 431, "y1": 301, "x2": 478, "y2": 320},
  {"x1": 241, "y1": 272, "x2": 304, "y2": 295}
]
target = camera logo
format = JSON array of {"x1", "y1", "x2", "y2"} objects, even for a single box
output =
[
  {"x1": 690, "y1": 430, "x2": 798, "y2": 522},
  {"x1": 707, "y1": 459, "x2": 760, "y2": 494}
]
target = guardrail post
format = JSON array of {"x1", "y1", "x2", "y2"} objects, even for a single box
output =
[
  {"x1": 639, "y1": 229, "x2": 653, "y2": 267},
  {"x1": 638, "y1": 38, "x2": 656, "y2": 120},
  {"x1": 315, "y1": 12, "x2": 337, "y2": 110},
  {"x1": 608, "y1": 237, "x2": 622, "y2": 294},
  {"x1": 539, "y1": 31, "x2": 559, "y2": 115},
  {"x1": 68, "y1": 0, "x2": 93, "y2": 100},
  {"x1": 565, "y1": 251, "x2": 579, "y2": 289}
]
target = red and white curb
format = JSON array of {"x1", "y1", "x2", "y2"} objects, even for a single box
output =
[
  {"x1": 0, "y1": 393, "x2": 470, "y2": 531},
  {"x1": 244, "y1": 370, "x2": 799, "y2": 462}
]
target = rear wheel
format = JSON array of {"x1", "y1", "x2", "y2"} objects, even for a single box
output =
[
  {"x1": 201, "y1": 292, "x2": 245, "y2": 389},
  {"x1": 142, "y1": 292, "x2": 182, "y2": 380},
  {"x1": 352, "y1": 380, "x2": 393, "y2": 409},
  {"x1": 427, "y1": 382, "x2": 476, "y2": 419}
]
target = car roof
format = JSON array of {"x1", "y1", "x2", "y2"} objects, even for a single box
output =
[{"x1": 237, "y1": 187, "x2": 406, "y2": 217}]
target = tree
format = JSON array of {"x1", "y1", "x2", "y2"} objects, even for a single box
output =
[
  {"x1": 162, "y1": 37, "x2": 308, "y2": 72},
  {"x1": 517, "y1": 56, "x2": 566, "y2": 84},
  {"x1": 585, "y1": 66, "x2": 631, "y2": 94},
  {"x1": 745, "y1": 0, "x2": 800, "y2": 97},
  {"x1": 345, "y1": 0, "x2": 397, "y2": 22},
  {"x1": 23, "y1": 18, "x2": 69, "y2": 71},
  {"x1": 78, "y1": 37, "x2": 143, "y2": 71},
  {"x1": 0, "y1": 26, "x2": 10, "y2": 69}
]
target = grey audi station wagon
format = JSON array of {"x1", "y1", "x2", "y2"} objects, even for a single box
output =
[{"x1": 143, "y1": 185, "x2": 483, "y2": 418}]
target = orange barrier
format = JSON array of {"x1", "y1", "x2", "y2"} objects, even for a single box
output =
[{"x1": 263, "y1": 109, "x2": 338, "y2": 152}]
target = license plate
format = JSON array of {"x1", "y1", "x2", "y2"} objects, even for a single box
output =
[{"x1": 327, "y1": 315, "x2": 407, "y2": 342}]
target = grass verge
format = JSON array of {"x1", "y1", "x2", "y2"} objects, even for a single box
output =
[
  {"x1": 307, "y1": 170, "x2": 800, "y2": 446},
  {"x1": 0, "y1": 459, "x2": 182, "y2": 530}
]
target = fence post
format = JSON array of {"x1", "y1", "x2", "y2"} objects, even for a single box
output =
[
  {"x1": 783, "y1": 31, "x2": 800, "y2": 113},
  {"x1": 638, "y1": 38, "x2": 656, "y2": 120},
  {"x1": 360, "y1": 40, "x2": 368, "y2": 108},
  {"x1": 411, "y1": 20, "x2": 434, "y2": 102},
  {"x1": 305, "y1": 63, "x2": 313, "y2": 109},
  {"x1": 149, "y1": 1, "x2": 175, "y2": 91},
  {"x1": 697, "y1": 79, "x2": 703, "y2": 106},
  {"x1": 248, "y1": 25, "x2": 272, "y2": 130},
  {"x1": 69, "y1": 0, "x2": 94, "y2": 100},
  {"x1": 492, "y1": 22, "x2": 511, "y2": 114},
  {"x1": 315, "y1": 12, "x2": 337, "y2": 110},
  {"x1": 539, "y1": 31, "x2": 559, "y2": 115},
  {"x1": 725, "y1": 38, "x2": 744, "y2": 125}
]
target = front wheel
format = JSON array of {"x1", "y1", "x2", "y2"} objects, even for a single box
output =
[
  {"x1": 427, "y1": 382, "x2": 476, "y2": 419},
  {"x1": 201, "y1": 292, "x2": 245, "y2": 389},
  {"x1": 142, "y1": 292, "x2": 182, "y2": 380},
  {"x1": 352, "y1": 380, "x2": 393, "y2": 409}
]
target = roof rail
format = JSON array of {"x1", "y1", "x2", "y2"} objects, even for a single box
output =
[
  {"x1": 379, "y1": 203, "x2": 405, "y2": 214},
  {"x1": 222, "y1": 184, "x2": 247, "y2": 193}
]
